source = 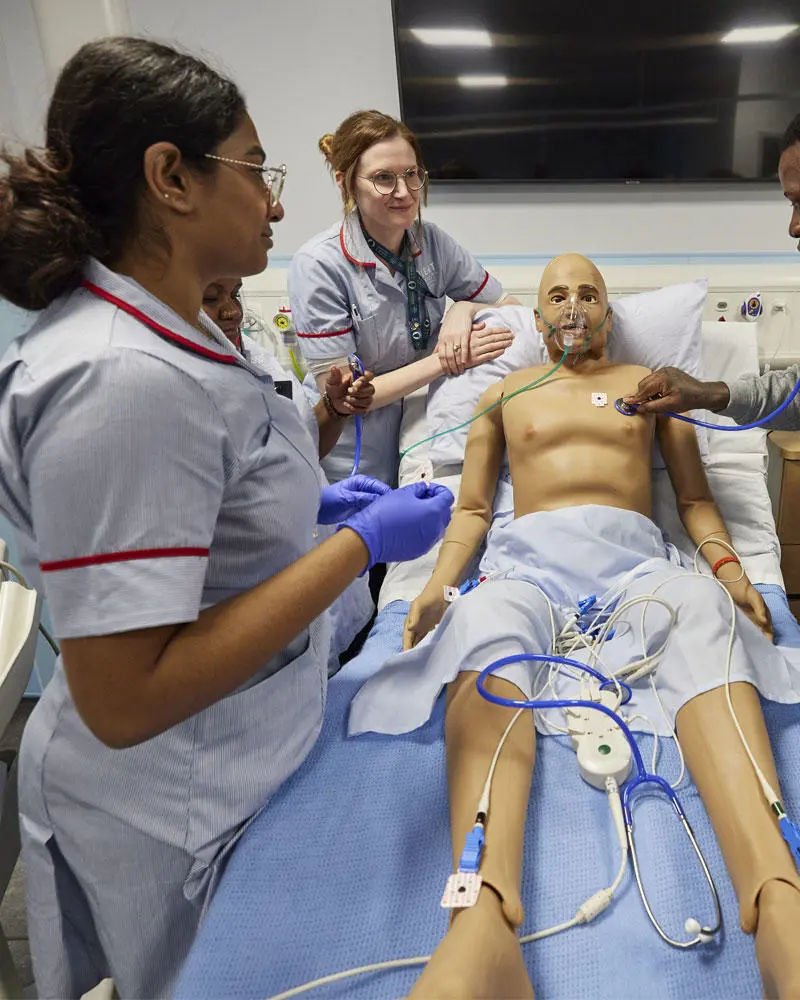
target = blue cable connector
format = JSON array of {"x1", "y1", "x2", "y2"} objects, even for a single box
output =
[
  {"x1": 458, "y1": 824, "x2": 485, "y2": 874},
  {"x1": 779, "y1": 815, "x2": 800, "y2": 869}
]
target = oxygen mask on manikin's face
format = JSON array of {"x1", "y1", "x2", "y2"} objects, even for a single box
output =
[{"x1": 553, "y1": 295, "x2": 591, "y2": 354}]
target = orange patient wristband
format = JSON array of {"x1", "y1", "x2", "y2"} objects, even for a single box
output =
[{"x1": 711, "y1": 555, "x2": 740, "y2": 577}]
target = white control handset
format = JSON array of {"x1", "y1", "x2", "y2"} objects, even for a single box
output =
[{"x1": 567, "y1": 690, "x2": 632, "y2": 791}]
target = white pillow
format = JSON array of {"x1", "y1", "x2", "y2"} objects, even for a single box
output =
[
  {"x1": 699, "y1": 320, "x2": 766, "y2": 471},
  {"x1": 426, "y1": 306, "x2": 542, "y2": 469},
  {"x1": 427, "y1": 280, "x2": 709, "y2": 468}
]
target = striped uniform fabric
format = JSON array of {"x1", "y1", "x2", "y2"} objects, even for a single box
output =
[
  {"x1": 287, "y1": 209, "x2": 502, "y2": 485},
  {"x1": 0, "y1": 260, "x2": 332, "y2": 997}
]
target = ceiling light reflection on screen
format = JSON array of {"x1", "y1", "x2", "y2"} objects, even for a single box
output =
[
  {"x1": 410, "y1": 28, "x2": 493, "y2": 47},
  {"x1": 721, "y1": 24, "x2": 798, "y2": 44},
  {"x1": 457, "y1": 74, "x2": 508, "y2": 88}
]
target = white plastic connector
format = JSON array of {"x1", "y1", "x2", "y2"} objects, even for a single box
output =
[{"x1": 576, "y1": 888, "x2": 614, "y2": 923}]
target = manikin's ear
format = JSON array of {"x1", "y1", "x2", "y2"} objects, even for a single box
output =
[
  {"x1": 334, "y1": 170, "x2": 345, "y2": 192},
  {"x1": 533, "y1": 307, "x2": 543, "y2": 333}
]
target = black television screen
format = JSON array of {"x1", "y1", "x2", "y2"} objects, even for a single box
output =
[{"x1": 392, "y1": 0, "x2": 800, "y2": 183}]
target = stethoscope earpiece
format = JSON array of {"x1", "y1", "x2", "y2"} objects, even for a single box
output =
[{"x1": 684, "y1": 917, "x2": 716, "y2": 945}]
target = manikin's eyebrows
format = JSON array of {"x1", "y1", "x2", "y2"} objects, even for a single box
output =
[{"x1": 546, "y1": 282, "x2": 601, "y2": 296}]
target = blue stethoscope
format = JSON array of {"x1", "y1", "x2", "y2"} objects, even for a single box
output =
[
  {"x1": 347, "y1": 354, "x2": 365, "y2": 476},
  {"x1": 476, "y1": 652, "x2": 723, "y2": 949},
  {"x1": 614, "y1": 373, "x2": 800, "y2": 430}
]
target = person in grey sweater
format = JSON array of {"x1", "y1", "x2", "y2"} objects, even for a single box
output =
[{"x1": 624, "y1": 112, "x2": 800, "y2": 430}]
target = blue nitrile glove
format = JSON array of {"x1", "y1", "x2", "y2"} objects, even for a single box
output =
[
  {"x1": 340, "y1": 481, "x2": 455, "y2": 569},
  {"x1": 318, "y1": 475, "x2": 391, "y2": 525}
]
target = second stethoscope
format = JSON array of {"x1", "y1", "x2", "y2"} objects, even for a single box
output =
[{"x1": 476, "y1": 652, "x2": 723, "y2": 949}]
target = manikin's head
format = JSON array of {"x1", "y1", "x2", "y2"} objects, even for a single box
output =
[
  {"x1": 535, "y1": 254, "x2": 612, "y2": 366},
  {"x1": 778, "y1": 114, "x2": 800, "y2": 252}
]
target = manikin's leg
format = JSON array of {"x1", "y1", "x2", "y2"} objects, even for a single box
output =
[
  {"x1": 677, "y1": 683, "x2": 800, "y2": 999},
  {"x1": 409, "y1": 672, "x2": 536, "y2": 1000}
]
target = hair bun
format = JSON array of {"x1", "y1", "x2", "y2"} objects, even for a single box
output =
[
  {"x1": 318, "y1": 133, "x2": 335, "y2": 162},
  {"x1": 0, "y1": 146, "x2": 94, "y2": 310}
]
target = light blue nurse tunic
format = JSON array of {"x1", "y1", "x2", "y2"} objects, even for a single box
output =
[
  {"x1": 288, "y1": 209, "x2": 502, "y2": 485},
  {"x1": 243, "y1": 333, "x2": 373, "y2": 669},
  {"x1": 0, "y1": 260, "x2": 332, "y2": 997}
]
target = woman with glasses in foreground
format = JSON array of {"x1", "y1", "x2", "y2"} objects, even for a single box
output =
[
  {"x1": 0, "y1": 38, "x2": 453, "y2": 996},
  {"x1": 288, "y1": 110, "x2": 517, "y2": 486}
]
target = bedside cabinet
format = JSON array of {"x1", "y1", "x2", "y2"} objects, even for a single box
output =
[{"x1": 767, "y1": 431, "x2": 800, "y2": 617}]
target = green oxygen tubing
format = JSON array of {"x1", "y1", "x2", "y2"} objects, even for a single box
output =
[{"x1": 400, "y1": 348, "x2": 569, "y2": 463}]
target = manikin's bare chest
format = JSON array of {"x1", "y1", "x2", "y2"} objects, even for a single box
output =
[{"x1": 502, "y1": 367, "x2": 654, "y2": 462}]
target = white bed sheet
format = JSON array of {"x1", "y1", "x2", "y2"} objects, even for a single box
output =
[{"x1": 379, "y1": 321, "x2": 782, "y2": 610}]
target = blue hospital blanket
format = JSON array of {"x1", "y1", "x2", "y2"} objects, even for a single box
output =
[{"x1": 175, "y1": 595, "x2": 800, "y2": 1000}]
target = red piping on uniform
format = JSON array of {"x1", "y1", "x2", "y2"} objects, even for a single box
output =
[
  {"x1": 466, "y1": 271, "x2": 491, "y2": 301},
  {"x1": 82, "y1": 281, "x2": 238, "y2": 364},
  {"x1": 339, "y1": 226, "x2": 375, "y2": 268},
  {"x1": 40, "y1": 546, "x2": 209, "y2": 573},
  {"x1": 296, "y1": 326, "x2": 354, "y2": 339}
]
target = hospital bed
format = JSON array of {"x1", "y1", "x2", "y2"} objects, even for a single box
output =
[{"x1": 175, "y1": 309, "x2": 800, "y2": 1000}]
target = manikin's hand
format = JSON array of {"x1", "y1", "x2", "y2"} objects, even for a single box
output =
[
  {"x1": 718, "y1": 573, "x2": 774, "y2": 641},
  {"x1": 436, "y1": 322, "x2": 514, "y2": 378},
  {"x1": 325, "y1": 365, "x2": 375, "y2": 416},
  {"x1": 403, "y1": 582, "x2": 449, "y2": 650},
  {"x1": 437, "y1": 302, "x2": 478, "y2": 376},
  {"x1": 464, "y1": 321, "x2": 514, "y2": 370},
  {"x1": 622, "y1": 367, "x2": 730, "y2": 415}
]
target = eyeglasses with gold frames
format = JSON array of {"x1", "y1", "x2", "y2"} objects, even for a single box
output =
[
  {"x1": 358, "y1": 166, "x2": 428, "y2": 196},
  {"x1": 203, "y1": 153, "x2": 286, "y2": 207}
]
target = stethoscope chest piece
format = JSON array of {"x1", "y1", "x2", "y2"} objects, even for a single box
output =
[{"x1": 615, "y1": 398, "x2": 639, "y2": 417}]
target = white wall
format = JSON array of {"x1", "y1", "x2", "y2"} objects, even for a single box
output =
[
  {"x1": 0, "y1": 0, "x2": 49, "y2": 147},
  {"x1": 2, "y1": 0, "x2": 797, "y2": 260},
  {"x1": 127, "y1": 0, "x2": 401, "y2": 255}
]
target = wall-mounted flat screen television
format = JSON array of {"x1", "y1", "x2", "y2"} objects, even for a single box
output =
[{"x1": 392, "y1": 0, "x2": 800, "y2": 182}]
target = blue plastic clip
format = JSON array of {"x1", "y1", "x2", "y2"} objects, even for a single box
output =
[
  {"x1": 577, "y1": 595, "x2": 597, "y2": 616},
  {"x1": 458, "y1": 824, "x2": 485, "y2": 874},
  {"x1": 459, "y1": 578, "x2": 480, "y2": 596},
  {"x1": 779, "y1": 816, "x2": 800, "y2": 869}
]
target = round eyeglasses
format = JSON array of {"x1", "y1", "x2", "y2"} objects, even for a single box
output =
[
  {"x1": 359, "y1": 167, "x2": 428, "y2": 196},
  {"x1": 203, "y1": 154, "x2": 286, "y2": 207}
]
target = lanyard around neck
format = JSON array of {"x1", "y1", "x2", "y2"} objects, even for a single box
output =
[{"x1": 362, "y1": 226, "x2": 432, "y2": 351}]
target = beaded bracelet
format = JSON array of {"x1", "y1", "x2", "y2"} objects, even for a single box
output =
[{"x1": 322, "y1": 392, "x2": 349, "y2": 420}]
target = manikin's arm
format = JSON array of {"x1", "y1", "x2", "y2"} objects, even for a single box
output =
[
  {"x1": 314, "y1": 322, "x2": 515, "y2": 411},
  {"x1": 657, "y1": 414, "x2": 772, "y2": 636},
  {"x1": 317, "y1": 353, "x2": 445, "y2": 411},
  {"x1": 403, "y1": 382, "x2": 506, "y2": 649},
  {"x1": 438, "y1": 297, "x2": 520, "y2": 376}
]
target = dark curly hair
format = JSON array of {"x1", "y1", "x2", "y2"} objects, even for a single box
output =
[
  {"x1": 0, "y1": 36, "x2": 246, "y2": 310},
  {"x1": 781, "y1": 113, "x2": 800, "y2": 155}
]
